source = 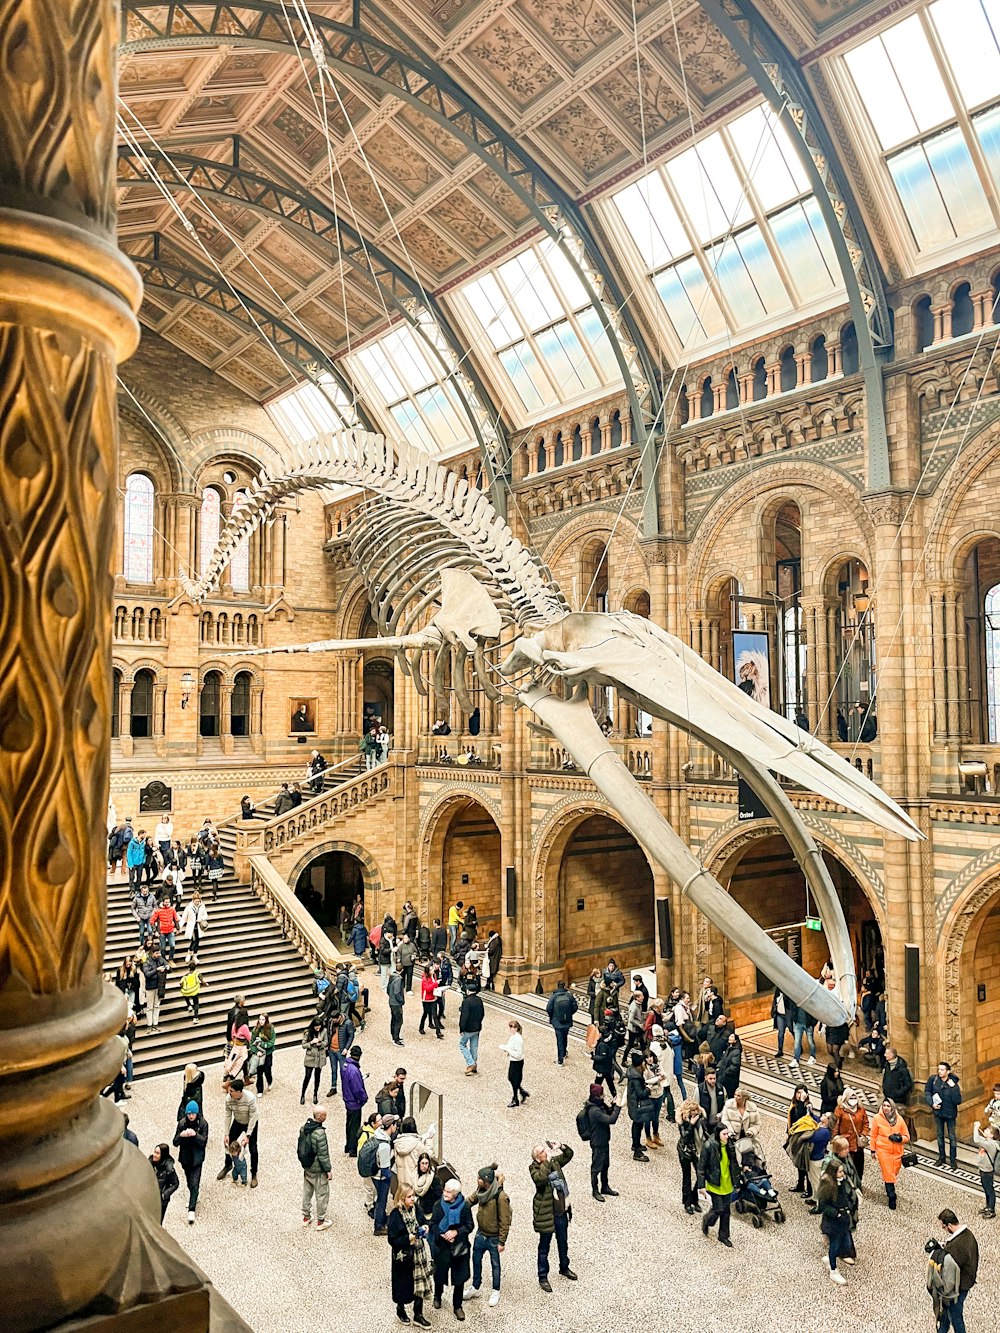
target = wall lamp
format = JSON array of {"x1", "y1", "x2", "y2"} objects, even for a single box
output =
[{"x1": 180, "y1": 671, "x2": 195, "y2": 709}]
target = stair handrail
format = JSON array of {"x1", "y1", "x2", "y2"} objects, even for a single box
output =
[
  {"x1": 238, "y1": 762, "x2": 395, "y2": 858},
  {"x1": 248, "y1": 852, "x2": 345, "y2": 972},
  {"x1": 213, "y1": 751, "x2": 365, "y2": 831}
]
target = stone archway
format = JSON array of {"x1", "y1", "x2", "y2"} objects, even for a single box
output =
[
  {"x1": 941, "y1": 864, "x2": 1000, "y2": 1118},
  {"x1": 286, "y1": 838, "x2": 383, "y2": 932},
  {"x1": 534, "y1": 802, "x2": 655, "y2": 984},
  {"x1": 705, "y1": 825, "x2": 885, "y2": 1029},
  {"x1": 421, "y1": 792, "x2": 502, "y2": 938},
  {"x1": 294, "y1": 848, "x2": 368, "y2": 941}
]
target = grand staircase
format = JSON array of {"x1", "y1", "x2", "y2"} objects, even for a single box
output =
[{"x1": 103, "y1": 754, "x2": 376, "y2": 1080}]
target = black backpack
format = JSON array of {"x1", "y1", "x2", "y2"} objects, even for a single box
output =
[
  {"x1": 297, "y1": 1123, "x2": 317, "y2": 1170},
  {"x1": 576, "y1": 1103, "x2": 593, "y2": 1142},
  {"x1": 357, "y1": 1133, "x2": 380, "y2": 1179}
]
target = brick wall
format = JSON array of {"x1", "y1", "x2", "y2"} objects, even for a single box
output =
[{"x1": 558, "y1": 814, "x2": 654, "y2": 981}]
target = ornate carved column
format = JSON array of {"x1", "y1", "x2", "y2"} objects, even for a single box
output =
[
  {"x1": 250, "y1": 684, "x2": 264, "y2": 754},
  {"x1": 220, "y1": 683, "x2": 234, "y2": 755},
  {"x1": 118, "y1": 682, "x2": 134, "y2": 759},
  {"x1": 0, "y1": 1, "x2": 244, "y2": 1327}
]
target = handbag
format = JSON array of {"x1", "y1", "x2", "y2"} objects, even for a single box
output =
[
  {"x1": 585, "y1": 1023, "x2": 599, "y2": 1051},
  {"x1": 900, "y1": 1150, "x2": 918, "y2": 1168},
  {"x1": 246, "y1": 1051, "x2": 261, "y2": 1077},
  {"x1": 857, "y1": 1133, "x2": 870, "y2": 1149}
]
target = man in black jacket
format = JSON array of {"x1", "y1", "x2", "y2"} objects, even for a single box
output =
[
  {"x1": 585, "y1": 1082, "x2": 622, "y2": 1201},
  {"x1": 698, "y1": 1068, "x2": 725, "y2": 1131},
  {"x1": 459, "y1": 985, "x2": 485, "y2": 1075},
  {"x1": 431, "y1": 918, "x2": 448, "y2": 956},
  {"x1": 700, "y1": 1126, "x2": 739, "y2": 1247},
  {"x1": 939, "y1": 1207, "x2": 978, "y2": 1332},
  {"x1": 882, "y1": 1047, "x2": 914, "y2": 1105},
  {"x1": 173, "y1": 1100, "x2": 209, "y2": 1225},
  {"x1": 626, "y1": 1052, "x2": 653, "y2": 1163},
  {"x1": 546, "y1": 981, "x2": 578, "y2": 1065}
]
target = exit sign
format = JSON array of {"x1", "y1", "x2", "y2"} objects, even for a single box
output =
[{"x1": 805, "y1": 916, "x2": 823, "y2": 932}]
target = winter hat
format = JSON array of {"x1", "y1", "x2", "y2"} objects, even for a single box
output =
[
  {"x1": 185, "y1": 1100, "x2": 199, "y2": 1115},
  {"x1": 630, "y1": 1051, "x2": 644, "y2": 1067},
  {"x1": 234, "y1": 1025, "x2": 251, "y2": 1043},
  {"x1": 589, "y1": 1083, "x2": 604, "y2": 1099},
  {"x1": 477, "y1": 1165, "x2": 496, "y2": 1186}
]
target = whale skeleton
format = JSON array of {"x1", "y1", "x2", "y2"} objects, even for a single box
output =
[{"x1": 190, "y1": 429, "x2": 922, "y2": 1025}]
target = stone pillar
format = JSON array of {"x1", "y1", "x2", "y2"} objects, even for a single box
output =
[
  {"x1": 250, "y1": 685, "x2": 264, "y2": 755},
  {"x1": 828, "y1": 340, "x2": 842, "y2": 377},
  {"x1": 220, "y1": 683, "x2": 234, "y2": 755},
  {"x1": 971, "y1": 287, "x2": 994, "y2": 332},
  {"x1": 152, "y1": 681, "x2": 167, "y2": 758},
  {"x1": 119, "y1": 682, "x2": 134, "y2": 759},
  {"x1": 0, "y1": 1, "x2": 243, "y2": 1327},
  {"x1": 931, "y1": 303, "x2": 951, "y2": 345}
]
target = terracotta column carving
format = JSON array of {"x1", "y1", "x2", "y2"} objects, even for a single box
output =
[{"x1": 0, "y1": 3, "x2": 245, "y2": 1327}]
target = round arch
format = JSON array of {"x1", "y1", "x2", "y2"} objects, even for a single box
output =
[
  {"x1": 286, "y1": 838, "x2": 383, "y2": 899},
  {"x1": 700, "y1": 819, "x2": 886, "y2": 1029},
  {"x1": 926, "y1": 422, "x2": 1000, "y2": 581},
  {"x1": 532, "y1": 800, "x2": 656, "y2": 983},
  {"x1": 419, "y1": 790, "x2": 503, "y2": 932},
  {"x1": 940, "y1": 857, "x2": 1000, "y2": 1094}
]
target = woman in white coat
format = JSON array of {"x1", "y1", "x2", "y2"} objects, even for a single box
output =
[
  {"x1": 499, "y1": 1019, "x2": 529, "y2": 1108},
  {"x1": 180, "y1": 891, "x2": 208, "y2": 961},
  {"x1": 720, "y1": 1088, "x2": 764, "y2": 1160}
]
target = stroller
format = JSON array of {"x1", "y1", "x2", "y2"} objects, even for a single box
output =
[{"x1": 734, "y1": 1146, "x2": 785, "y2": 1228}]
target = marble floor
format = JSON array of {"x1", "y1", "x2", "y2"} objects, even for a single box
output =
[{"x1": 121, "y1": 993, "x2": 994, "y2": 1333}]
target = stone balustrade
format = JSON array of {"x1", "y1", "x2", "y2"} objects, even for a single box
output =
[{"x1": 248, "y1": 853, "x2": 345, "y2": 969}]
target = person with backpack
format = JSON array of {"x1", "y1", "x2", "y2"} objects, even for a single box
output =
[
  {"x1": 179, "y1": 959, "x2": 206, "y2": 1024},
  {"x1": 298, "y1": 1105, "x2": 332, "y2": 1231},
  {"x1": 591, "y1": 1018, "x2": 620, "y2": 1095},
  {"x1": 580, "y1": 1082, "x2": 622, "y2": 1201},
  {"x1": 467, "y1": 1164, "x2": 511, "y2": 1308},
  {"x1": 529, "y1": 1142, "x2": 576, "y2": 1292},
  {"x1": 172, "y1": 1099, "x2": 208, "y2": 1225},
  {"x1": 972, "y1": 1120, "x2": 999, "y2": 1218},
  {"x1": 925, "y1": 1237, "x2": 962, "y2": 1328},
  {"x1": 342, "y1": 1045, "x2": 368, "y2": 1157},
  {"x1": 371, "y1": 1115, "x2": 399, "y2": 1236},
  {"x1": 545, "y1": 981, "x2": 578, "y2": 1066}
]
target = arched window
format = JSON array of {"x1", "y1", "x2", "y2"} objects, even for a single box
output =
[
  {"x1": 779, "y1": 345, "x2": 797, "y2": 393},
  {"x1": 914, "y1": 295, "x2": 934, "y2": 352},
  {"x1": 590, "y1": 417, "x2": 602, "y2": 454},
  {"x1": 111, "y1": 668, "x2": 122, "y2": 739},
  {"x1": 200, "y1": 670, "x2": 222, "y2": 738},
  {"x1": 230, "y1": 490, "x2": 250, "y2": 593},
  {"x1": 834, "y1": 559, "x2": 876, "y2": 741},
  {"x1": 841, "y1": 321, "x2": 859, "y2": 375},
  {"x1": 231, "y1": 670, "x2": 252, "y2": 737},
  {"x1": 699, "y1": 377, "x2": 714, "y2": 419},
  {"x1": 772, "y1": 503, "x2": 803, "y2": 721},
  {"x1": 725, "y1": 368, "x2": 739, "y2": 410},
  {"x1": 678, "y1": 385, "x2": 690, "y2": 424},
  {"x1": 200, "y1": 487, "x2": 221, "y2": 575},
  {"x1": 752, "y1": 358, "x2": 767, "y2": 402},
  {"x1": 810, "y1": 334, "x2": 829, "y2": 384},
  {"x1": 123, "y1": 473, "x2": 154, "y2": 583},
  {"x1": 952, "y1": 282, "x2": 974, "y2": 338},
  {"x1": 131, "y1": 669, "x2": 154, "y2": 738},
  {"x1": 987, "y1": 584, "x2": 1000, "y2": 743}
]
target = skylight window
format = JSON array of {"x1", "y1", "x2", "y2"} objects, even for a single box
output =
[
  {"x1": 347, "y1": 324, "x2": 477, "y2": 456},
  {"x1": 455, "y1": 238, "x2": 622, "y2": 421},
  {"x1": 266, "y1": 378, "x2": 351, "y2": 446},
  {"x1": 609, "y1": 102, "x2": 841, "y2": 354},
  {"x1": 842, "y1": 2, "x2": 1000, "y2": 253}
]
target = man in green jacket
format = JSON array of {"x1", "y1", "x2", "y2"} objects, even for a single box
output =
[
  {"x1": 468, "y1": 1165, "x2": 512, "y2": 1308},
  {"x1": 300, "y1": 1106, "x2": 332, "y2": 1231},
  {"x1": 529, "y1": 1142, "x2": 577, "y2": 1293}
]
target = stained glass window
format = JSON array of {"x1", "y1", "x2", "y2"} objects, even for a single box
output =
[
  {"x1": 843, "y1": 3, "x2": 1000, "y2": 254},
  {"x1": 987, "y1": 584, "x2": 1000, "y2": 742},
  {"x1": 123, "y1": 473, "x2": 154, "y2": 584},
  {"x1": 455, "y1": 238, "x2": 623, "y2": 423},
  {"x1": 230, "y1": 489, "x2": 250, "y2": 594},
  {"x1": 200, "y1": 487, "x2": 221, "y2": 576},
  {"x1": 609, "y1": 102, "x2": 840, "y2": 355}
]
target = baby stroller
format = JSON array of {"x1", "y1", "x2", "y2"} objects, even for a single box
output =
[{"x1": 734, "y1": 1147, "x2": 785, "y2": 1228}]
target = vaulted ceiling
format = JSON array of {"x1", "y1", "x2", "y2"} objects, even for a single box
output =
[{"x1": 115, "y1": 0, "x2": 901, "y2": 403}]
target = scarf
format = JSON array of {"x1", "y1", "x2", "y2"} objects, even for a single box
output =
[
  {"x1": 473, "y1": 1179, "x2": 501, "y2": 1207},
  {"x1": 437, "y1": 1194, "x2": 465, "y2": 1235},
  {"x1": 398, "y1": 1205, "x2": 433, "y2": 1297}
]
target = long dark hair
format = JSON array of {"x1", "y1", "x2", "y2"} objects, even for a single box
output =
[{"x1": 255, "y1": 1013, "x2": 274, "y2": 1040}]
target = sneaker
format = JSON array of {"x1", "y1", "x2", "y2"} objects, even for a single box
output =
[
  {"x1": 465, "y1": 1290, "x2": 481, "y2": 1301},
  {"x1": 302, "y1": 1215, "x2": 312, "y2": 1226},
  {"x1": 397, "y1": 1315, "x2": 410, "y2": 1326},
  {"x1": 829, "y1": 1270, "x2": 847, "y2": 1285},
  {"x1": 316, "y1": 1219, "x2": 332, "y2": 1231},
  {"x1": 807, "y1": 1056, "x2": 816, "y2": 1065},
  {"x1": 488, "y1": 1292, "x2": 500, "y2": 1307},
  {"x1": 980, "y1": 1208, "x2": 995, "y2": 1218},
  {"x1": 414, "y1": 1317, "x2": 431, "y2": 1328},
  {"x1": 188, "y1": 1210, "x2": 196, "y2": 1225},
  {"x1": 632, "y1": 1152, "x2": 649, "y2": 1162}
]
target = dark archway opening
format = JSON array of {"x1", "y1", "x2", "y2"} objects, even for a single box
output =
[{"x1": 296, "y1": 850, "x2": 366, "y2": 937}]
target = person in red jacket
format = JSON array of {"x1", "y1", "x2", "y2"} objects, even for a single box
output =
[{"x1": 151, "y1": 899, "x2": 179, "y2": 964}]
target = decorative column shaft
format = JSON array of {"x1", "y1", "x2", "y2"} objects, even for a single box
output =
[{"x1": 0, "y1": 4, "x2": 242, "y2": 1326}]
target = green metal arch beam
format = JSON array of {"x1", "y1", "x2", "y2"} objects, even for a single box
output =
[
  {"x1": 130, "y1": 241, "x2": 379, "y2": 431},
  {"x1": 697, "y1": 0, "x2": 892, "y2": 491},
  {"x1": 118, "y1": 144, "x2": 512, "y2": 509},
  {"x1": 120, "y1": 0, "x2": 664, "y2": 534}
]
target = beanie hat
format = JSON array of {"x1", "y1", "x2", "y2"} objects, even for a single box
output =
[
  {"x1": 185, "y1": 1100, "x2": 199, "y2": 1115},
  {"x1": 589, "y1": 1082, "x2": 604, "y2": 1099},
  {"x1": 234, "y1": 1024, "x2": 251, "y2": 1043},
  {"x1": 477, "y1": 1165, "x2": 496, "y2": 1186}
]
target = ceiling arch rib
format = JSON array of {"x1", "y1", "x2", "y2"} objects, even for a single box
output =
[
  {"x1": 128, "y1": 240, "x2": 378, "y2": 432},
  {"x1": 697, "y1": 0, "x2": 893, "y2": 491},
  {"x1": 120, "y1": 0, "x2": 664, "y2": 536},
  {"x1": 118, "y1": 144, "x2": 512, "y2": 508}
]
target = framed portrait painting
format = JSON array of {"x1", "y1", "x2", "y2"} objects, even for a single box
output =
[{"x1": 289, "y1": 697, "x2": 317, "y2": 735}]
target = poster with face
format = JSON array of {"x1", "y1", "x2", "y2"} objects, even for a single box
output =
[
  {"x1": 289, "y1": 698, "x2": 317, "y2": 734},
  {"x1": 732, "y1": 632, "x2": 771, "y2": 710}
]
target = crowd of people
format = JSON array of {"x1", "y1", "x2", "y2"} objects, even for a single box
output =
[{"x1": 109, "y1": 838, "x2": 988, "y2": 1330}]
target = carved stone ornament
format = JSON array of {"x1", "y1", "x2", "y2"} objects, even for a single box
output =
[{"x1": 139, "y1": 778, "x2": 173, "y2": 812}]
